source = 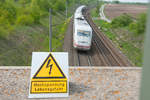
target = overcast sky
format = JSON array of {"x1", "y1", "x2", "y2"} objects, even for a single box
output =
[{"x1": 103, "y1": 0, "x2": 149, "y2": 3}]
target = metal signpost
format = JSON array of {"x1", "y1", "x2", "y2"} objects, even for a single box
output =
[
  {"x1": 66, "y1": 1, "x2": 68, "y2": 20},
  {"x1": 49, "y1": 8, "x2": 52, "y2": 52}
]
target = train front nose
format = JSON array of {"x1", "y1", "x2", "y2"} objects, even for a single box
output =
[{"x1": 74, "y1": 37, "x2": 91, "y2": 50}]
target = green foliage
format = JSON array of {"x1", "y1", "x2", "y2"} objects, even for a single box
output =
[
  {"x1": 129, "y1": 22, "x2": 138, "y2": 34},
  {"x1": 91, "y1": 8, "x2": 98, "y2": 17},
  {"x1": 0, "y1": 1, "x2": 16, "y2": 24},
  {"x1": 53, "y1": 0, "x2": 65, "y2": 11},
  {"x1": 98, "y1": 20, "x2": 116, "y2": 40},
  {"x1": 37, "y1": 0, "x2": 51, "y2": 12},
  {"x1": 136, "y1": 13, "x2": 147, "y2": 34},
  {"x1": 113, "y1": 0, "x2": 120, "y2": 4},
  {"x1": 30, "y1": 0, "x2": 41, "y2": 24},
  {"x1": 0, "y1": 1, "x2": 16, "y2": 38},
  {"x1": 100, "y1": 20, "x2": 111, "y2": 29},
  {"x1": 0, "y1": 20, "x2": 14, "y2": 38},
  {"x1": 0, "y1": 0, "x2": 69, "y2": 39},
  {"x1": 111, "y1": 14, "x2": 133, "y2": 28},
  {"x1": 0, "y1": 26, "x2": 9, "y2": 38},
  {"x1": 119, "y1": 41, "x2": 142, "y2": 66},
  {"x1": 91, "y1": 2, "x2": 103, "y2": 18},
  {"x1": 79, "y1": 0, "x2": 92, "y2": 5},
  {"x1": 16, "y1": 15, "x2": 34, "y2": 25},
  {"x1": 19, "y1": 0, "x2": 31, "y2": 5},
  {"x1": 111, "y1": 13, "x2": 146, "y2": 35},
  {"x1": 0, "y1": 0, "x2": 73, "y2": 65},
  {"x1": 129, "y1": 13, "x2": 147, "y2": 35},
  {"x1": 96, "y1": 4, "x2": 100, "y2": 14}
]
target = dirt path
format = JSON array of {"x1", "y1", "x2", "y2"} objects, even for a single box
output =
[{"x1": 99, "y1": 4, "x2": 111, "y2": 23}]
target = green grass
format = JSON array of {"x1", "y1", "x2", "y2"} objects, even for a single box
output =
[
  {"x1": 91, "y1": 8, "x2": 99, "y2": 17},
  {"x1": 94, "y1": 20, "x2": 117, "y2": 41},
  {"x1": 0, "y1": 14, "x2": 69, "y2": 66},
  {"x1": 119, "y1": 41, "x2": 142, "y2": 66}
]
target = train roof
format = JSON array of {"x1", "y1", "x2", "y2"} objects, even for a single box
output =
[
  {"x1": 74, "y1": 5, "x2": 86, "y2": 19},
  {"x1": 75, "y1": 25, "x2": 92, "y2": 31},
  {"x1": 76, "y1": 19, "x2": 88, "y2": 26},
  {"x1": 74, "y1": 19, "x2": 92, "y2": 31},
  {"x1": 74, "y1": 13, "x2": 84, "y2": 19},
  {"x1": 75, "y1": 5, "x2": 86, "y2": 13}
]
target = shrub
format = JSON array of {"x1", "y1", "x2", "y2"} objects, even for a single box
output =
[
  {"x1": 0, "y1": 27, "x2": 8, "y2": 38},
  {"x1": 53, "y1": 0, "x2": 65, "y2": 11},
  {"x1": 96, "y1": 4, "x2": 101, "y2": 14},
  {"x1": 30, "y1": 0, "x2": 41, "y2": 24},
  {"x1": 0, "y1": 15, "x2": 14, "y2": 38},
  {"x1": 111, "y1": 14, "x2": 133, "y2": 28},
  {"x1": 129, "y1": 22, "x2": 138, "y2": 34},
  {"x1": 129, "y1": 13, "x2": 147, "y2": 35},
  {"x1": 113, "y1": 0, "x2": 120, "y2": 4},
  {"x1": 136, "y1": 13, "x2": 146, "y2": 34},
  {"x1": 0, "y1": 1, "x2": 16, "y2": 24},
  {"x1": 19, "y1": 0, "x2": 31, "y2": 5},
  {"x1": 30, "y1": 10, "x2": 40, "y2": 24},
  {"x1": 37, "y1": 0, "x2": 51, "y2": 12},
  {"x1": 16, "y1": 15, "x2": 34, "y2": 25}
]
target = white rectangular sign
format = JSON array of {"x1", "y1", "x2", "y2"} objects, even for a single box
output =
[{"x1": 28, "y1": 52, "x2": 69, "y2": 98}]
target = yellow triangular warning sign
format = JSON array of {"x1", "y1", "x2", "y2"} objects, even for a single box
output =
[{"x1": 33, "y1": 53, "x2": 66, "y2": 79}]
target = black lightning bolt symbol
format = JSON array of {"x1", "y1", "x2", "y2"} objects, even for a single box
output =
[{"x1": 46, "y1": 59, "x2": 53, "y2": 75}]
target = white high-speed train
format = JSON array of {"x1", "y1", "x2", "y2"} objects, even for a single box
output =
[{"x1": 73, "y1": 5, "x2": 92, "y2": 50}]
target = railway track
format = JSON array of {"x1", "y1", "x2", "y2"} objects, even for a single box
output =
[
  {"x1": 63, "y1": 8, "x2": 132, "y2": 66},
  {"x1": 83, "y1": 8, "x2": 132, "y2": 66},
  {"x1": 63, "y1": 18, "x2": 93, "y2": 66},
  {"x1": 77, "y1": 51, "x2": 92, "y2": 66}
]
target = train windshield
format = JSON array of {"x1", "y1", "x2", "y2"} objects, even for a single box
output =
[
  {"x1": 76, "y1": 17, "x2": 84, "y2": 20},
  {"x1": 77, "y1": 30, "x2": 90, "y2": 37}
]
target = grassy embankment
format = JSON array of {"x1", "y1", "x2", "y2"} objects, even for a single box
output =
[
  {"x1": 0, "y1": 0, "x2": 103, "y2": 66},
  {"x1": 0, "y1": 0, "x2": 70, "y2": 66},
  {"x1": 91, "y1": 4, "x2": 146, "y2": 66}
]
